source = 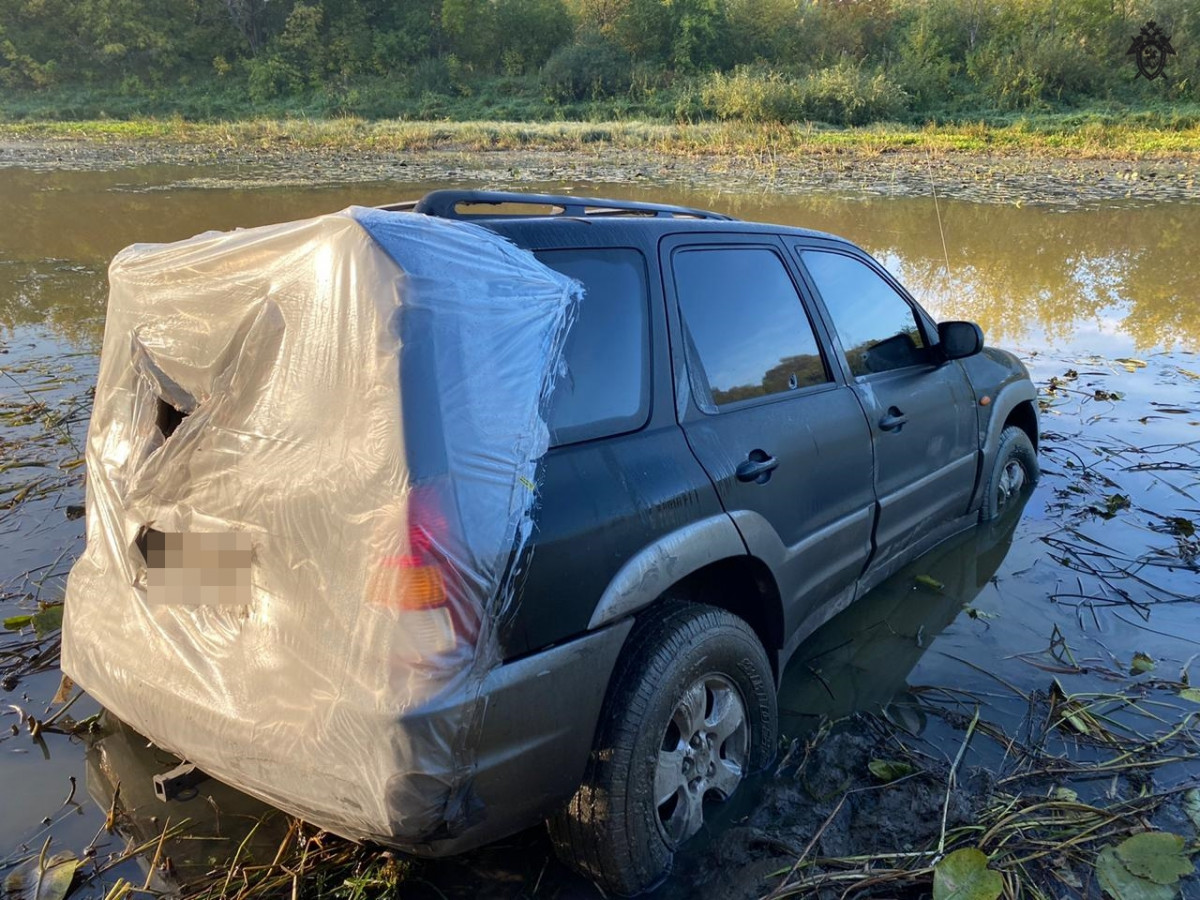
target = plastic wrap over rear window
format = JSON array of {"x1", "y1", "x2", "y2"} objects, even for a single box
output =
[{"x1": 536, "y1": 248, "x2": 651, "y2": 446}]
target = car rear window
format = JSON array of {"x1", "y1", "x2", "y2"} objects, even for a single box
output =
[{"x1": 536, "y1": 248, "x2": 651, "y2": 446}]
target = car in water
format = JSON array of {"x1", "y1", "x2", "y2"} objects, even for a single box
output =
[{"x1": 65, "y1": 190, "x2": 1039, "y2": 897}]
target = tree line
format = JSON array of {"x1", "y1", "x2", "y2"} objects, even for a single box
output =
[{"x1": 1, "y1": 0, "x2": 1196, "y2": 122}]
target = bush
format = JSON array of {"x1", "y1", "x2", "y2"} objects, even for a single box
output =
[
  {"x1": 700, "y1": 67, "x2": 800, "y2": 121},
  {"x1": 889, "y1": 16, "x2": 957, "y2": 109},
  {"x1": 540, "y1": 37, "x2": 631, "y2": 102},
  {"x1": 967, "y1": 32, "x2": 1101, "y2": 110},
  {"x1": 402, "y1": 57, "x2": 454, "y2": 98},
  {"x1": 800, "y1": 61, "x2": 909, "y2": 125},
  {"x1": 701, "y1": 62, "x2": 908, "y2": 125},
  {"x1": 247, "y1": 53, "x2": 302, "y2": 100}
]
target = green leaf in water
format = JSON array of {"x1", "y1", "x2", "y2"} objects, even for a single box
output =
[
  {"x1": 1167, "y1": 517, "x2": 1196, "y2": 538},
  {"x1": 1052, "y1": 786, "x2": 1079, "y2": 802},
  {"x1": 1097, "y1": 493, "x2": 1132, "y2": 518},
  {"x1": 1180, "y1": 689, "x2": 1200, "y2": 704},
  {"x1": 932, "y1": 847, "x2": 1003, "y2": 900},
  {"x1": 868, "y1": 759, "x2": 915, "y2": 783},
  {"x1": 32, "y1": 603, "x2": 64, "y2": 638},
  {"x1": 915, "y1": 574, "x2": 944, "y2": 592},
  {"x1": 1114, "y1": 833, "x2": 1195, "y2": 885},
  {"x1": 2, "y1": 849, "x2": 79, "y2": 900},
  {"x1": 1095, "y1": 846, "x2": 1177, "y2": 900},
  {"x1": 2, "y1": 604, "x2": 63, "y2": 636},
  {"x1": 1131, "y1": 652, "x2": 1156, "y2": 675}
]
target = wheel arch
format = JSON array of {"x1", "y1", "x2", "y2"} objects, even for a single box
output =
[
  {"x1": 976, "y1": 381, "x2": 1039, "y2": 509},
  {"x1": 1003, "y1": 398, "x2": 1039, "y2": 452},
  {"x1": 653, "y1": 555, "x2": 785, "y2": 678},
  {"x1": 587, "y1": 515, "x2": 785, "y2": 677}
]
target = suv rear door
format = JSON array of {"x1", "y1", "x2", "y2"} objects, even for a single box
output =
[
  {"x1": 792, "y1": 244, "x2": 978, "y2": 580},
  {"x1": 499, "y1": 244, "x2": 729, "y2": 659},
  {"x1": 662, "y1": 235, "x2": 876, "y2": 653}
]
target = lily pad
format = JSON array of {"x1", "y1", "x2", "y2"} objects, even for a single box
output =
[
  {"x1": 1115, "y1": 832, "x2": 1194, "y2": 885},
  {"x1": 31, "y1": 604, "x2": 64, "y2": 637},
  {"x1": 868, "y1": 759, "x2": 915, "y2": 783},
  {"x1": 1180, "y1": 689, "x2": 1200, "y2": 704},
  {"x1": 1096, "y1": 847, "x2": 1177, "y2": 900},
  {"x1": 932, "y1": 848, "x2": 1003, "y2": 900},
  {"x1": 2, "y1": 850, "x2": 79, "y2": 900}
]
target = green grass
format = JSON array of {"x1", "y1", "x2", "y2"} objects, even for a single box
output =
[
  {"x1": 4, "y1": 76, "x2": 1200, "y2": 159},
  {"x1": 4, "y1": 114, "x2": 1200, "y2": 159}
]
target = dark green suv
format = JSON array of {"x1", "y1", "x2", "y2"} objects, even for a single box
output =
[{"x1": 381, "y1": 190, "x2": 1039, "y2": 895}]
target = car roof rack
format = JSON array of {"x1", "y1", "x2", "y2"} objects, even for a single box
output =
[{"x1": 377, "y1": 190, "x2": 734, "y2": 221}]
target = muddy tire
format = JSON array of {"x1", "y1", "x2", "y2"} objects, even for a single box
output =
[
  {"x1": 548, "y1": 602, "x2": 776, "y2": 896},
  {"x1": 981, "y1": 425, "x2": 1039, "y2": 521}
]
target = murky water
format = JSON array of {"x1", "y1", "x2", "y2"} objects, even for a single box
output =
[{"x1": 2, "y1": 165, "x2": 1198, "y2": 898}]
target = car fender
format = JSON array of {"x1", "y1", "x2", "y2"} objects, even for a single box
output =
[
  {"x1": 981, "y1": 379, "x2": 1038, "y2": 463},
  {"x1": 587, "y1": 513, "x2": 747, "y2": 629},
  {"x1": 968, "y1": 373, "x2": 1038, "y2": 516}
]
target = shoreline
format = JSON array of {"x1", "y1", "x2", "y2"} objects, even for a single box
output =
[{"x1": 2, "y1": 119, "x2": 1200, "y2": 207}]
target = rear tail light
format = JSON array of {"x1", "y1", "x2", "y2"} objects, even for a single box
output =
[
  {"x1": 366, "y1": 486, "x2": 477, "y2": 657},
  {"x1": 369, "y1": 522, "x2": 448, "y2": 612}
]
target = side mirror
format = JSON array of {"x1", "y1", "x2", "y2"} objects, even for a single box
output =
[{"x1": 938, "y1": 320, "x2": 984, "y2": 360}]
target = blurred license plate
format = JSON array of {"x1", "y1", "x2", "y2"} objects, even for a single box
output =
[{"x1": 143, "y1": 530, "x2": 252, "y2": 607}]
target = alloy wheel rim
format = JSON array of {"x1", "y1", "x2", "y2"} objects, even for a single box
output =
[
  {"x1": 996, "y1": 458, "x2": 1027, "y2": 512},
  {"x1": 654, "y1": 673, "x2": 748, "y2": 846}
]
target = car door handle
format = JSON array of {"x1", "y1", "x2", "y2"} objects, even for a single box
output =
[
  {"x1": 879, "y1": 407, "x2": 908, "y2": 432},
  {"x1": 736, "y1": 451, "x2": 779, "y2": 484}
]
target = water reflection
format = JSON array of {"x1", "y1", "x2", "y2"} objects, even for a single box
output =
[
  {"x1": 713, "y1": 192, "x2": 1200, "y2": 354},
  {"x1": 777, "y1": 491, "x2": 1027, "y2": 738},
  {"x1": 1, "y1": 168, "x2": 1199, "y2": 357}
]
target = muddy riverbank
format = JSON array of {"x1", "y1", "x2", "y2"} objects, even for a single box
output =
[{"x1": 2, "y1": 132, "x2": 1200, "y2": 208}]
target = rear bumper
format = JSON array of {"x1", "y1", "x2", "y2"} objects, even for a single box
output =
[{"x1": 389, "y1": 618, "x2": 633, "y2": 856}]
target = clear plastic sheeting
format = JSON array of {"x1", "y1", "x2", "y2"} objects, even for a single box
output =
[{"x1": 63, "y1": 207, "x2": 580, "y2": 842}]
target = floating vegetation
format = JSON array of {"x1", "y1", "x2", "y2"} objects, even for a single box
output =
[
  {"x1": 759, "y1": 668, "x2": 1200, "y2": 899},
  {"x1": 0, "y1": 351, "x2": 90, "y2": 693},
  {"x1": 3, "y1": 335, "x2": 1199, "y2": 900}
]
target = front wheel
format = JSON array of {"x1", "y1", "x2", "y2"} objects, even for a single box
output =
[
  {"x1": 981, "y1": 425, "x2": 1039, "y2": 521},
  {"x1": 548, "y1": 602, "x2": 777, "y2": 896}
]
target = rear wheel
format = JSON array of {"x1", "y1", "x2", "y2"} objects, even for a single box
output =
[
  {"x1": 982, "y1": 425, "x2": 1039, "y2": 521},
  {"x1": 549, "y1": 602, "x2": 776, "y2": 896}
]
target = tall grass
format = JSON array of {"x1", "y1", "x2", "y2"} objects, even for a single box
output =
[{"x1": 5, "y1": 113, "x2": 1200, "y2": 158}]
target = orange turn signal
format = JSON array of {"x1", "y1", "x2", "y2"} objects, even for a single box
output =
[{"x1": 366, "y1": 557, "x2": 447, "y2": 611}]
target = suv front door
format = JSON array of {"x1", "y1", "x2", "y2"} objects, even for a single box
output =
[
  {"x1": 663, "y1": 236, "x2": 876, "y2": 654},
  {"x1": 794, "y1": 245, "x2": 979, "y2": 581}
]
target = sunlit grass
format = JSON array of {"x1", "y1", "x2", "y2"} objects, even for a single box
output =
[{"x1": 3, "y1": 116, "x2": 1200, "y2": 158}]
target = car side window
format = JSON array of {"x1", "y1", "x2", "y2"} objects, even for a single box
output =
[
  {"x1": 673, "y1": 247, "x2": 830, "y2": 410},
  {"x1": 535, "y1": 248, "x2": 651, "y2": 446},
  {"x1": 800, "y1": 250, "x2": 931, "y2": 378}
]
